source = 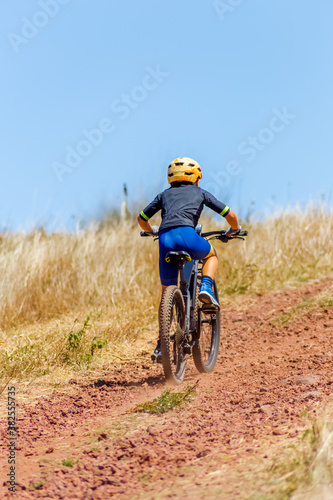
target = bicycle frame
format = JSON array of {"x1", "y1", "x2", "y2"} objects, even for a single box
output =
[{"x1": 179, "y1": 259, "x2": 198, "y2": 331}]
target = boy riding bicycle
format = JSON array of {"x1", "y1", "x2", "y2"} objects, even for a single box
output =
[{"x1": 137, "y1": 158, "x2": 240, "y2": 361}]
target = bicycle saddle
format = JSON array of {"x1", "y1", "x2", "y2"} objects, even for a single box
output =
[{"x1": 165, "y1": 251, "x2": 192, "y2": 265}]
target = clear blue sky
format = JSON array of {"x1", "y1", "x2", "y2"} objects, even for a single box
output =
[{"x1": 1, "y1": 0, "x2": 332, "y2": 230}]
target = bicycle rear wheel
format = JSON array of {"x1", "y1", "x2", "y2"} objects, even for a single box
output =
[
  {"x1": 160, "y1": 285, "x2": 186, "y2": 384},
  {"x1": 192, "y1": 279, "x2": 220, "y2": 373}
]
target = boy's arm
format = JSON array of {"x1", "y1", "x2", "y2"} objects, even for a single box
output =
[
  {"x1": 202, "y1": 189, "x2": 241, "y2": 235},
  {"x1": 138, "y1": 193, "x2": 162, "y2": 234},
  {"x1": 137, "y1": 215, "x2": 152, "y2": 233},
  {"x1": 202, "y1": 190, "x2": 240, "y2": 229},
  {"x1": 225, "y1": 209, "x2": 239, "y2": 230}
]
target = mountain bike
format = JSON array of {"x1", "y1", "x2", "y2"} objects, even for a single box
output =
[{"x1": 141, "y1": 225, "x2": 248, "y2": 384}]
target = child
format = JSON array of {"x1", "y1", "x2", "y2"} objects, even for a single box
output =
[{"x1": 137, "y1": 157, "x2": 240, "y2": 361}]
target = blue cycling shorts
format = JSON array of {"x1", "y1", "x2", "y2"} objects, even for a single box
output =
[{"x1": 159, "y1": 226, "x2": 213, "y2": 286}]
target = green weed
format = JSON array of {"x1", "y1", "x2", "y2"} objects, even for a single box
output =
[
  {"x1": 30, "y1": 481, "x2": 44, "y2": 490},
  {"x1": 62, "y1": 459, "x2": 74, "y2": 468},
  {"x1": 63, "y1": 316, "x2": 108, "y2": 368},
  {"x1": 133, "y1": 383, "x2": 197, "y2": 414},
  {"x1": 138, "y1": 472, "x2": 152, "y2": 483},
  {"x1": 65, "y1": 316, "x2": 91, "y2": 351},
  {"x1": 90, "y1": 336, "x2": 108, "y2": 356}
]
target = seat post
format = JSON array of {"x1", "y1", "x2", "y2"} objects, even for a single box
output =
[{"x1": 179, "y1": 265, "x2": 187, "y2": 295}]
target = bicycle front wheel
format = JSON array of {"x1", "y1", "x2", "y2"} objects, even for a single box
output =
[
  {"x1": 192, "y1": 279, "x2": 221, "y2": 373},
  {"x1": 160, "y1": 285, "x2": 186, "y2": 385}
]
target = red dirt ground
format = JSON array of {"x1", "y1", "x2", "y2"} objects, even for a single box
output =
[{"x1": 1, "y1": 278, "x2": 333, "y2": 499}]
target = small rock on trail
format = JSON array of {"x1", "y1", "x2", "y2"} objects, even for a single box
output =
[{"x1": 294, "y1": 375, "x2": 320, "y2": 385}]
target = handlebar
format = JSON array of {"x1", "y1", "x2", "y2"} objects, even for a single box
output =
[
  {"x1": 141, "y1": 229, "x2": 248, "y2": 243},
  {"x1": 202, "y1": 229, "x2": 248, "y2": 242}
]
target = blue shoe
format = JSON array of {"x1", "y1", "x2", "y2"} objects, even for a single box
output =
[{"x1": 199, "y1": 278, "x2": 219, "y2": 308}]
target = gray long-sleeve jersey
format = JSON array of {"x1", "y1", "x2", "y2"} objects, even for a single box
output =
[{"x1": 140, "y1": 182, "x2": 230, "y2": 232}]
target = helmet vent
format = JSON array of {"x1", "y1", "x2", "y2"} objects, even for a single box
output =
[
  {"x1": 174, "y1": 162, "x2": 184, "y2": 166},
  {"x1": 188, "y1": 163, "x2": 195, "y2": 167}
]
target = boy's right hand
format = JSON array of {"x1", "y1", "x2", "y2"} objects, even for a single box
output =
[
  {"x1": 149, "y1": 226, "x2": 159, "y2": 236},
  {"x1": 226, "y1": 225, "x2": 241, "y2": 237}
]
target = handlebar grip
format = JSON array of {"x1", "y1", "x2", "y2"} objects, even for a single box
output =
[{"x1": 140, "y1": 231, "x2": 150, "y2": 237}]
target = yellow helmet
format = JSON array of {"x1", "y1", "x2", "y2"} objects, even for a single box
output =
[{"x1": 167, "y1": 157, "x2": 202, "y2": 184}]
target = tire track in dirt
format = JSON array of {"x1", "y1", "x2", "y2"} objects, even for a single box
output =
[{"x1": 1, "y1": 278, "x2": 333, "y2": 499}]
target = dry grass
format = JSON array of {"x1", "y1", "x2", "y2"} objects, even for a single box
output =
[
  {"x1": 0, "y1": 219, "x2": 161, "y2": 383},
  {"x1": 215, "y1": 206, "x2": 333, "y2": 296},
  {"x1": 0, "y1": 207, "x2": 332, "y2": 383},
  {"x1": 264, "y1": 408, "x2": 333, "y2": 500},
  {"x1": 0, "y1": 221, "x2": 159, "y2": 327},
  {"x1": 291, "y1": 417, "x2": 333, "y2": 499}
]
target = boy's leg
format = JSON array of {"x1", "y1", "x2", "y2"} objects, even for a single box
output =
[
  {"x1": 175, "y1": 228, "x2": 219, "y2": 308},
  {"x1": 199, "y1": 247, "x2": 220, "y2": 307},
  {"x1": 202, "y1": 249, "x2": 218, "y2": 279}
]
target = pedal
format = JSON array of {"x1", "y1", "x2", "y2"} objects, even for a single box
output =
[
  {"x1": 202, "y1": 303, "x2": 220, "y2": 313},
  {"x1": 183, "y1": 343, "x2": 192, "y2": 355},
  {"x1": 151, "y1": 353, "x2": 162, "y2": 363}
]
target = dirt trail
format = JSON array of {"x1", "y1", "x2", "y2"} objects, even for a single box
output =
[{"x1": 1, "y1": 278, "x2": 333, "y2": 499}]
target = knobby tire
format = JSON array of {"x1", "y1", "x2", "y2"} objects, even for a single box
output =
[
  {"x1": 192, "y1": 278, "x2": 221, "y2": 373},
  {"x1": 160, "y1": 286, "x2": 186, "y2": 384}
]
